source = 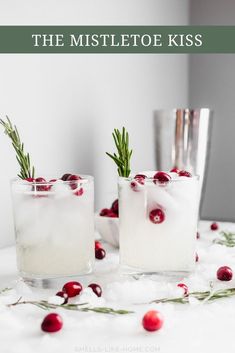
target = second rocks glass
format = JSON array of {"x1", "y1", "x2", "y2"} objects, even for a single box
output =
[{"x1": 118, "y1": 171, "x2": 199, "y2": 275}]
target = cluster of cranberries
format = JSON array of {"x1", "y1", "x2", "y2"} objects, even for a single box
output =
[
  {"x1": 99, "y1": 199, "x2": 119, "y2": 218},
  {"x1": 131, "y1": 169, "x2": 192, "y2": 191},
  {"x1": 41, "y1": 280, "x2": 102, "y2": 333},
  {"x1": 95, "y1": 240, "x2": 106, "y2": 260},
  {"x1": 41, "y1": 283, "x2": 165, "y2": 333},
  {"x1": 130, "y1": 169, "x2": 192, "y2": 225},
  {"x1": 25, "y1": 173, "x2": 84, "y2": 196}
]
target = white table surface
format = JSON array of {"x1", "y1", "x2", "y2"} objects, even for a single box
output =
[{"x1": 1, "y1": 220, "x2": 235, "y2": 353}]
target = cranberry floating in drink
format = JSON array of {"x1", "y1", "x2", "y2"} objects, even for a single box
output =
[{"x1": 119, "y1": 170, "x2": 199, "y2": 273}]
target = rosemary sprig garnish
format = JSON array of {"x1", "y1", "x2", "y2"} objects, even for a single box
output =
[
  {"x1": 150, "y1": 287, "x2": 235, "y2": 304},
  {"x1": 7, "y1": 299, "x2": 133, "y2": 315},
  {"x1": 0, "y1": 116, "x2": 35, "y2": 179},
  {"x1": 213, "y1": 231, "x2": 235, "y2": 247},
  {"x1": 106, "y1": 127, "x2": 132, "y2": 177}
]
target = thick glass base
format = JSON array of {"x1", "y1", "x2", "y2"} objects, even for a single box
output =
[
  {"x1": 20, "y1": 267, "x2": 93, "y2": 289},
  {"x1": 120, "y1": 264, "x2": 194, "y2": 281}
]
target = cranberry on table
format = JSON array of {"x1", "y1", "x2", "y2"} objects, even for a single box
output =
[
  {"x1": 88, "y1": 283, "x2": 102, "y2": 297},
  {"x1": 142, "y1": 310, "x2": 164, "y2": 332},
  {"x1": 195, "y1": 252, "x2": 199, "y2": 262},
  {"x1": 95, "y1": 248, "x2": 106, "y2": 260},
  {"x1": 41, "y1": 313, "x2": 63, "y2": 333},
  {"x1": 211, "y1": 222, "x2": 219, "y2": 231},
  {"x1": 62, "y1": 281, "x2": 83, "y2": 297},
  {"x1": 217, "y1": 266, "x2": 233, "y2": 281},
  {"x1": 61, "y1": 173, "x2": 72, "y2": 181},
  {"x1": 56, "y1": 291, "x2": 69, "y2": 304},
  {"x1": 196, "y1": 232, "x2": 200, "y2": 239},
  {"x1": 177, "y1": 283, "x2": 189, "y2": 296},
  {"x1": 153, "y1": 171, "x2": 171, "y2": 184},
  {"x1": 149, "y1": 209, "x2": 165, "y2": 224},
  {"x1": 178, "y1": 170, "x2": 192, "y2": 177}
]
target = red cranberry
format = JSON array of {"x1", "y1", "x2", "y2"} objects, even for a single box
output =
[
  {"x1": 74, "y1": 187, "x2": 84, "y2": 196},
  {"x1": 196, "y1": 232, "x2": 200, "y2": 239},
  {"x1": 153, "y1": 171, "x2": 171, "y2": 185},
  {"x1": 217, "y1": 266, "x2": 233, "y2": 281},
  {"x1": 62, "y1": 281, "x2": 82, "y2": 298},
  {"x1": 149, "y1": 209, "x2": 165, "y2": 224},
  {"x1": 95, "y1": 240, "x2": 102, "y2": 250},
  {"x1": 95, "y1": 248, "x2": 106, "y2": 260},
  {"x1": 35, "y1": 177, "x2": 50, "y2": 191},
  {"x1": 56, "y1": 291, "x2": 68, "y2": 304},
  {"x1": 107, "y1": 211, "x2": 118, "y2": 218},
  {"x1": 88, "y1": 283, "x2": 102, "y2": 297},
  {"x1": 61, "y1": 173, "x2": 72, "y2": 181},
  {"x1": 142, "y1": 310, "x2": 164, "y2": 332},
  {"x1": 111, "y1": 199, "x2": 119, "y2": 215},
  {"x1": 25, "y1": 177, "x2": 35, "y2": 182},
  {"x1": 134, "y1": 174, "x2": 147, "y2": 180},
  {"x1": 177, "y1": 283, "x2": 189, "y2": 296},
  {"x1": 46, "y1": 179, "x2": 57, "y2": 191},
  {"x1": 211, "y1": 222, "x2": 219, "y2": 231},
  {"x1": 130, "y1": 179, "x2": 143, "y2": 191},
  {"x1": 100, "y1": 208, "x2": 110, "y2": 216},
  {"x1": 178, "y1": 170, "x2": 192, "y2": 177},
  {"x1": 170, "y1": 167, "x2": 180, "y2": 173},
  {"x1": 41, "y1": 313, "x2": 63, "y2": 333},
  {"x1": 195, "y1": 252, "x2": 199, "y2": 262},
  {"x1": 67, "y1": 174, "x2": 82, "y2": 190}
]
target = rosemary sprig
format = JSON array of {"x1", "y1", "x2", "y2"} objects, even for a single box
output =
[
  {"x1": 213, "y1": 231, "x2": 235, "y2": 247},
  {"x1": 106, "y1": 127, "x2": 132, "y2": 177},
  {"x1": 0, "y1": 116, "x2": 35, "y2": 179},
  {"x1": 150, "y1": 287, "x2": 235, "y2": 304},
  {"x1": 7, "y1": 299, "x2": 133, "y2": 315},
  {"x1": 0, "y1": 287, "x2": 12, "y2": 295}
]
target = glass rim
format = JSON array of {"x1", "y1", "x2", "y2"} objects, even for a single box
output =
[
  {"x1": 11, "y1": 174, "x2": 94, "y2": 185},
  {"x1": 118, "y1": 175, "x2": 200, "y2": 182}
]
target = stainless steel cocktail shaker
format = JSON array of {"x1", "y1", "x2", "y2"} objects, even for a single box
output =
[{"x1": 154, "y1": 108, "x2": 213, "y2": 209}]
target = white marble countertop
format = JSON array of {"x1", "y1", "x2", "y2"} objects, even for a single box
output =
[{"x1": 1, "y1": 221, "x2": 235, "y2": 353}]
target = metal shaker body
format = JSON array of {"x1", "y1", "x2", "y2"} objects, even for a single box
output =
[{"x1": 154, "y1": 108, "x2": 213, "y2": 206}]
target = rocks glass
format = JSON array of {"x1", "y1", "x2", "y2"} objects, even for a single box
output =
[
  {"x1": 119, "y1": 172, "x2": 199, "y2": 274},
  {"x1": 11, "y1": 176, "x2": 94, "y2": 286}
]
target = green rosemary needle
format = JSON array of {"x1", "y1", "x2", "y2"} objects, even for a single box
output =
[
  {"x1": 214, "y1": 231, "x2": 235, "y2": 247},
  {"x1": 0, "y1": 116, "x2": 35, "y2": 179},
  {"x1": 7, "y1": 299, "x2": 134, "y2": 315},
  {"x1": 106, "y1": 127, "x2": 132, "y2": 177},
  {"x1": 150, "y1": 287, "x2": 235, "y2": 304}
]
